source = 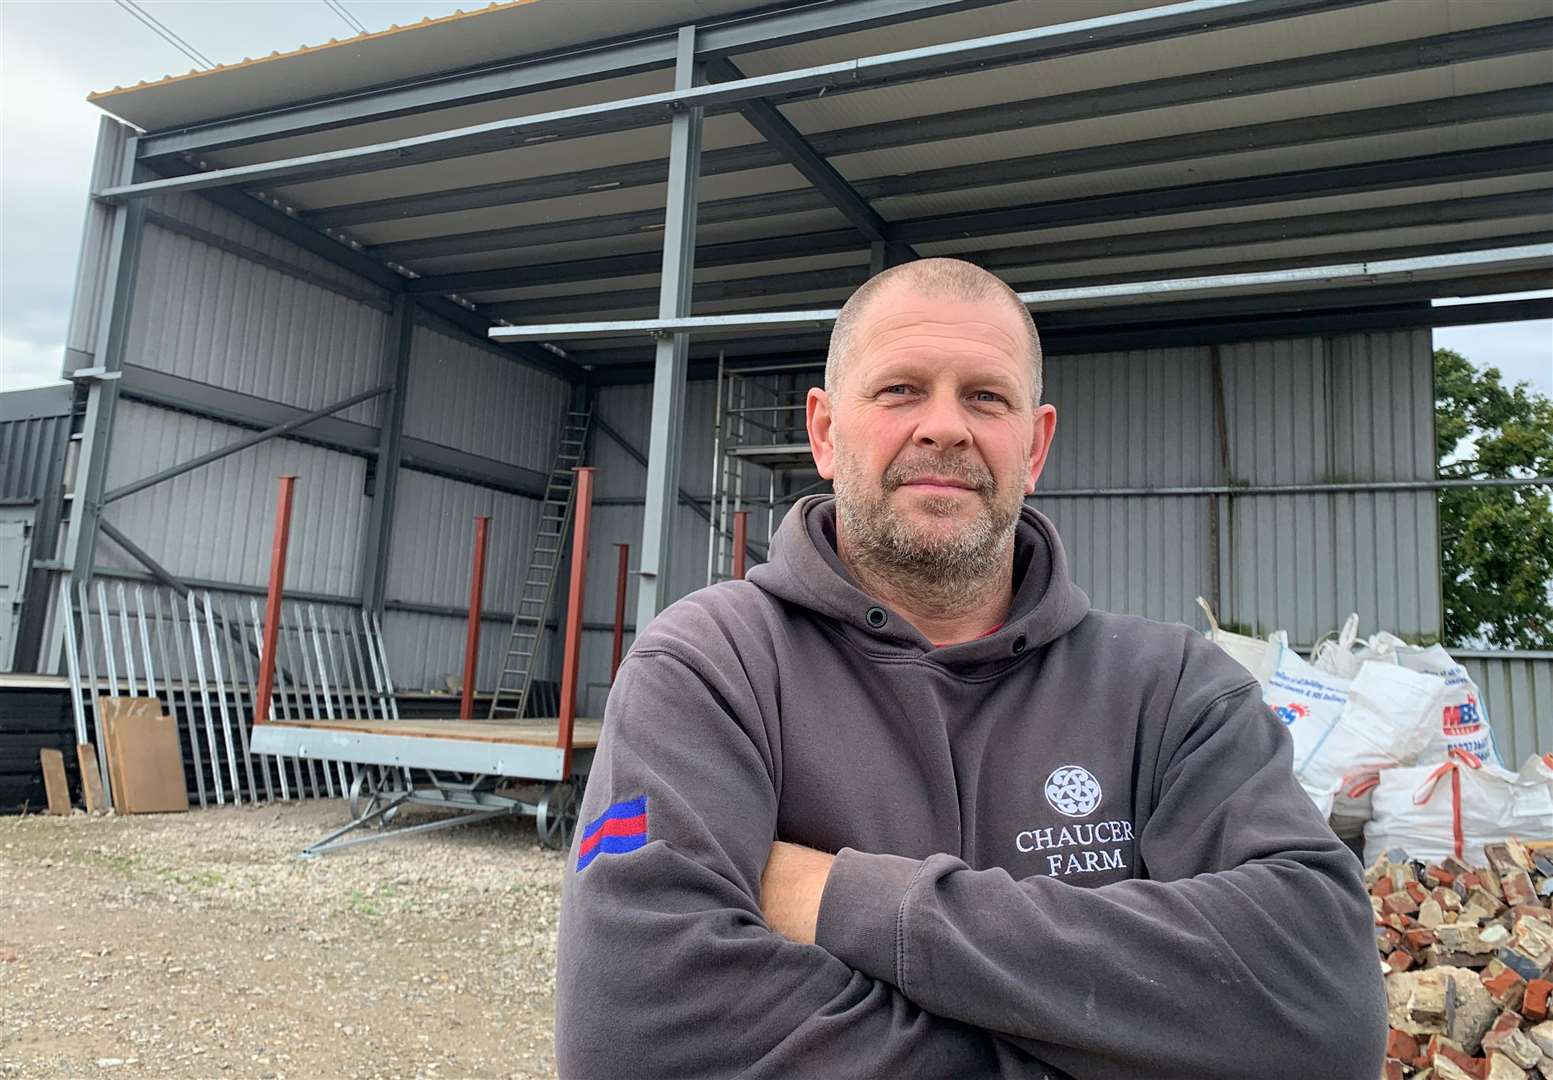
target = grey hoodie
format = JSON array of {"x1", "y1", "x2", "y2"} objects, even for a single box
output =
[{"x1": 556, "y1": 496, "x2": 1386, "y2": 1079}]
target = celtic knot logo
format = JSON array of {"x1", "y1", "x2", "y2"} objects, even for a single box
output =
[{"x1": 1044, "y1": 765, "x2": 1102, "y2": 818}]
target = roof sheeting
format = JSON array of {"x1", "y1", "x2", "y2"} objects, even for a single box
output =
[{"x1": 88, "y1": 0, "x2": 762, "y2": 131}]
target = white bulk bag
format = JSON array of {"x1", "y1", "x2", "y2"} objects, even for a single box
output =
[
  {"x1": 1196, "y1": 597, "x2": 1281, "y2": 686},
  {"x1": 1366, "y1": 634, "x2": 1504, "y2": 766},
  {"x1": 1304, "y1": 662, "x2": 1446, "y2": 838},
  {"x1": 1362, "y1": 752, "x2": 1553, "y2": 867},
  {"x1": 1309, "y1": 613, "x2": 1370, "y2": 679},
  {"x1": 1264, "y1": 644, "x2": 1352, "y2": 769}
]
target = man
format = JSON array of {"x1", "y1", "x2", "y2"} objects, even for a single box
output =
[{"x1": 555, "y1": 258, "x2": 1387, "y2": 1078}]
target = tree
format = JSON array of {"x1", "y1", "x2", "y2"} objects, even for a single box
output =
[{"x1": 1435, "y1": 347, "x2": 1553, "y2": 649}]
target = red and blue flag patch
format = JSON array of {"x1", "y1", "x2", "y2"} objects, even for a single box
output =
[{"x1": 576, "y1": 796, "x2": 648, "y2": 872}]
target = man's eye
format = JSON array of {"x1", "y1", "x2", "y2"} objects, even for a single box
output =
[
  {"x1": 972, "y1": 391, "x2": 1006, "y2": 403},
  {"x1": 882, "y1": 384, "x2": 913, "y2": 395}
]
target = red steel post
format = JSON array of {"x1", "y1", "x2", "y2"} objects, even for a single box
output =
[
  {"x1": 611, "y1": 543, "x2": 630, "y2": 681},
  {"x1": 460, "y1": 516, "x2": 491, "y2": 721},
  {"x1": 732, "y1": 510, "x2": 749, "y2": 580},
  {"x1": 557, "y1": 468, "x2": 596, "y2": 778},
  {"x1": 254, "y1": 475, "x2": 297, "y2": 725}
]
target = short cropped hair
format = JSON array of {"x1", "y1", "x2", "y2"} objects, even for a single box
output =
[{"x1": 825, "y1": 258, "x2": 1044, "y2": 402}]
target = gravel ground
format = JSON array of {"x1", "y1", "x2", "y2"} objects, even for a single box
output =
[{"x1": 0, "y1": 798, "x2": 566, "y2": 1079}]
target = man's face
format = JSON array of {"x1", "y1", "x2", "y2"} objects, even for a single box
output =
[{"x1": 806, "y1": 284, "x2": 1057, "y2": 582}]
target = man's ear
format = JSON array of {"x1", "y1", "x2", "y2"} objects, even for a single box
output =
[
  {"x1": 807, "y1": 386, "x2": 836, "y2": 479},
  {"x1": 1025, "y1": 403, "x2": 1057, "y2": 494}
]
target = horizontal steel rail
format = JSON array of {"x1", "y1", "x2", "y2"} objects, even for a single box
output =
[
  {"x1": 488, "y1": 245, "x2": 1553, "y2": 341},
  {"x1": 375, "y1": 105, "x2": 1553, "y2": 263},
  {"x1": 493, "y1": 222, "x2": 1553, "y2": 321},
  {"x1": 576, "y1": 297, "x2": 1553, "y2": 376},
  {"x1": 103, "y1": 0, "x2": 1371, "y2": 202},
  {"x1": 135, "y1": 0, "x2": 1003, "y2": 158},
  {"x1": 317, "y1": 24, "x2": 1551, "y2": 231}
]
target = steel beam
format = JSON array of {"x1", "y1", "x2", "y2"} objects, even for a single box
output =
[
  {"x1": 142, "y1": 160, "x2": 580, "y2": 383},
  {"x1": 386, "y1": 139, "x2": 1552, "y2": 264},
  {"x1": 333, "y1": 21, "x2": 1548, "y2": 236},
  {"x1": 115, "y1": 364, "x2": 551, "y2": 498},
  {"x1": 104, "y1": 0, "x2": 1375, "y2": 202},
  {"x1": 895, "y1": 141, "x2": 1553, "y2": 246},
  {"x1": 492, "y1": 246, "x2": 1553, "y2": 341},
  {"x1": 408, "y1": 175, "x2": 1551, "y2": 297},
  {"x1": 487, "y1": 202, "x2": 1553, "y2": 320},
  {"x1": 584, "y1": 297, "x2": 1553, "y2": 383},
  {"x1": 636, "y1": 27, "x2": 703, "y2": 633},
  {"x1": 100, "y1": 384, "x2": 392, "y2": 506},
  {"x1": 359, "y1": 296, "x2": 414, "y2": 616},
  {"x1": 408, "y1": 230, "x2": 861, "y2": 296},
  {"x1": 136, "y1": 0, "x2": 1001, "y2": 159},
  {"x1": 707, "y1": 55, "x2": 908, "y2": 251}
]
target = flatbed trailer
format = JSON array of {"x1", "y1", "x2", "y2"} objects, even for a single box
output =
[{"x1": 251, "y1": 716, "x2": 599, "y2": 857}]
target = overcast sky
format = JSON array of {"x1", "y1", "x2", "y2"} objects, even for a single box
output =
[{"x1": 1, "y1": 2, "x2": 1549, "y2": 401}]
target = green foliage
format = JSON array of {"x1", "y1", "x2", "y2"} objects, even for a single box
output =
[{"x1": 1435, "y1": 348, "x2": 1553, "y2": 648}]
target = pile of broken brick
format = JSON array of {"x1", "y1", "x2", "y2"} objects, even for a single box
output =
[{"x1": 1375, "y1": 838, "x2": 1553, "y2": 1079}]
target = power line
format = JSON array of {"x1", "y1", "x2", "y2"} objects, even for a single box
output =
[
  {"x1": 322, "y1": 0, "x2": 368, "y2": 36},
  {"x1": 113, "y1": 0, "x2": 216, "y2": 71}
]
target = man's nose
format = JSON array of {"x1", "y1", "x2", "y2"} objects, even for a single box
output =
[{"x1": 912, "y1": 391, "x2": 971, "y2": 451}]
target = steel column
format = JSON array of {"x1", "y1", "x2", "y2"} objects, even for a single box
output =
[
  {"x1": 557, "y1": 467, "x2": 596, "y2": 780},
  {"x1": 635, "y1": 26, "x2": 704, "y2": 633},
  {"x1": 732, "y1": 512, "x2": 749, "y2": 581},
  {"x1": 62, "y1": 134, "x2": 146, "y2": 592},
  {"x1": 254, "y1": 477, "x2": 297, "y2": 726},
  {"x1": 611, "y1": 543, "x2": 630, "y2": 681},
  {"x1": 460, "y1": 516, "x2": 491, "y2": 720},
  {"x1": 360, "y1": 296, "x2": 415, "y2": 616}
]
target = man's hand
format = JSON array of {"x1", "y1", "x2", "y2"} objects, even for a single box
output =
[{"x1": 760, "y1": 841, "x2": 836, "y2": 945}]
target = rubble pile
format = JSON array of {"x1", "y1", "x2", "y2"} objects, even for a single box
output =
[{"x1": 1374, "y1": 838, "x2": 1553, "y2": 1078}]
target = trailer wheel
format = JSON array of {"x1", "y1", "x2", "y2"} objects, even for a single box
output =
[
  {"x1": 348, "y1": 766, "x2": 402, "y2": 826},
  {"x1": 537, "y1": 780, "x2": 578, "y2": 851}
]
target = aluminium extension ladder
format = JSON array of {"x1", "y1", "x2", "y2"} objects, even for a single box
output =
[{"x1": 488, "y1": 408, "x2": 592, "y2": 721}]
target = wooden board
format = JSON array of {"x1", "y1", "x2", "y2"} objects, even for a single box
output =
[
  {"x1": 276, "y1": 716, "x2": 604, "y2": 749},
  {"x1": 77, "y1": 745, "x2": 106, "y2": 814},
  {"x1": 39, "y1": 749, "x2": 70, "y2": 815},
  {"x1": 100, "y1": 696, "x2": 188, "y2": 814}
]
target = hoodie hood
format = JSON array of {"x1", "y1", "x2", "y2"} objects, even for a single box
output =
[{"x1": 747, "y1": 494, "x2": 1090, "y2": 669}]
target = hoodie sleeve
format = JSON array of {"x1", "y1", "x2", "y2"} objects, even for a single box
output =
[
  {"x1": 813, "y1": 640, "x2": 1388, "y2": 1080},
  {"x1": 555, "y1": 642, "x2": 1056, "y2": 1080}
]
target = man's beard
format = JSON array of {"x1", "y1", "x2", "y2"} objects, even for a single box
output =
[{"x1": 832, "y1": 441, "x2": 1022, "y2": 592}]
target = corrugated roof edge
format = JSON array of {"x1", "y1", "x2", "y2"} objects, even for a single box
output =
[
  {"x1": 0, "y1": 384, "x2": 73, "y2": 423},
  {"x1": 86, "y1": 0, "x2": 538, "y2": 102}
]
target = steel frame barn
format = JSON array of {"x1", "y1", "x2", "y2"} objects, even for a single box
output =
[{"x1": 14, "y1": 0, "x2": 1553, "y2": 781}]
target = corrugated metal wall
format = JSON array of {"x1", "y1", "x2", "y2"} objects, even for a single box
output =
[
  {"x1": 1462, "y1": 653, "x2": 1553, "y2": 764},
  {"x1": 1218, "y1": 330, "x2": 1439, "y2": 645},
  {"x1": 0, "y1": 386, "x2": 72, "y2": 671},
  {"x1": 402, "y1": 322, "x2": 569, "y2": 472},
  {"x1": 98, "y1": 399, "x2": 370, "y2": 597},
  {"x1": 127, "y1": 195, "x2": 391, "y2": 427},
  {"x1": 53, "y1": 121, "x2": 573, "y2": 692}
]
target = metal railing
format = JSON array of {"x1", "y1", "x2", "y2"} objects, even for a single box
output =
[{"x1": 58, "y1": 575, "x2": 398, "y2": 811}]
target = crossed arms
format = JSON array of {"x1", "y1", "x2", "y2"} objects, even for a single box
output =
[{"x1": 554, "y1": 640, "x2": 1387, "y2": 1079}]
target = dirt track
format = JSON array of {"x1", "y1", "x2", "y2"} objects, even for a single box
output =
[{"x1": 0, "y1": 799, "x2": 566, "y2": 1079}]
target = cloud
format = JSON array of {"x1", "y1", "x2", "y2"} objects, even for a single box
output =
[{"x1": 0, "y1": 334, "x2": 65, "y2": 391}]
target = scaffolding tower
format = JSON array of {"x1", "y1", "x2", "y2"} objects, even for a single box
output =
[{"x1": 706, "y1": 357, "x2": 827, "y2": 586}]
